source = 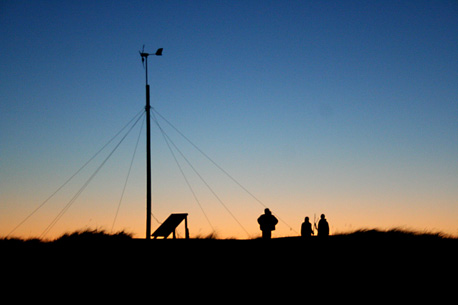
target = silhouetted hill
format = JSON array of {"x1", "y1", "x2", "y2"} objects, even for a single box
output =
[
  {"x1": 2, "y1": 228, "x2": 456, "y2": 297},
  {"x1": 336, "y1": 228, "x2": 451, "y2": 241},
  {"x1": 2, "y1": 227, "x2": 456, "y2": 247},
  {"x1": 2, "y1": 228, "x2": 456, "y2": 260},
  {"x1": 54, "y1": 228, "x2": 133, "y2": 242}
]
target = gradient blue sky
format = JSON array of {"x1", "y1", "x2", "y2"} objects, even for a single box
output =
[{"x1": 1, "y1": 0, "x2": 457, "y2": 239}]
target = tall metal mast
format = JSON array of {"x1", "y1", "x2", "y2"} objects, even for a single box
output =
[{"x1": 139, "y1": 46, "x2": 163, "y2": 239}]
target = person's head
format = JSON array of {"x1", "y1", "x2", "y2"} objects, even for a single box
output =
[
  {"x1": 265, "y1": 208, "x2": 271, "y2": 215},
  {"x1": 305, "y1": 216, "x2": 309, "y2": 222},
  {"x1": 321, "y1": 214, "x2": 326, "y2": 219}
]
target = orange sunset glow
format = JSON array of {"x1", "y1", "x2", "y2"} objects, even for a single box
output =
[{"x1": 1, "y1": 1, "x2": 457, "y2": 240}]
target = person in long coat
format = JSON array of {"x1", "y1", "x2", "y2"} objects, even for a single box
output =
[
  {"x1": 301, "y1": 216, "x2": 314, "y2": 238},
  {"x1": 317, "y1": 214, "x2": 329, "y2": 238},
  {"x1": 257, "y1": 208, "x2": 278, "y2": 240}
]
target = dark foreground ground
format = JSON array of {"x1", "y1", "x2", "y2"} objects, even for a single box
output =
[
  {"x1": 3, "y1": 229, "x2": 457, "y2": 265},
  {"x1": 3, "y1": 229, "x2": 456, "y2": 299}
]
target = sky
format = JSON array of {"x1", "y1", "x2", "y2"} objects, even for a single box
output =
[{"x1": 1, "y1": 0, "x2": 457, "y2": 239}]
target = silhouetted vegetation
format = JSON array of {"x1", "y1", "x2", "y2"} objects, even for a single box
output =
[
  {"x1": 335, "y1": 228, "x2": 452, "y2": 241},
  {"x1": 55, "y1": 228, "x2": 133, "y2": 242},
  {"x1": 2, "y1": 227, "x2": 456, "y2": 245},
  {"x1": 1, "y1": 228, "x2": 133, "y2": 245},
  {"x1": 3, "y1": 227, "x2": 457, "y2": 243},
  {"x1": 0, "y1": 237, "x2": 43, "y2": 246},
  {"x1": 2, "y1": 227, "x2": 455, "y2": 273},
  {"x1": 193, "y1": 232, "x2": 238, "y2": 240},
  {"x1": 193, "y1": 232, "x2": 220, "y2": 240}
]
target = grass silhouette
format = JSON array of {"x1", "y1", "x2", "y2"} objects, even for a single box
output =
[
  {"x1": 55, "y1": 228, "x2": 133, "y2": 242},
  {"x1": 1, "y1": 228, "x2": 133, "y2": 245},
  {"x1": 335, "y1": 228, "x2": 452, "y2": 240},
  {"x1": 1, "y1": 227, "x2": 455, "y2": 245},
  {"x1": 3, "y1": 227, "x2": 453, "y2": 298},
  {"x1": 2, "y1": 227, "x2": 455, "y2": 275}
]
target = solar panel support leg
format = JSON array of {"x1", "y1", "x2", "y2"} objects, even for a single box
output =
[{"x1": 185, "y1": 215, "x2": 189, "y2": 239}]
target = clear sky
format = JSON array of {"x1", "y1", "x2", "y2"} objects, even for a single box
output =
[{"x1": 1, "y1": 0, "x2": 457, "y2": 239}]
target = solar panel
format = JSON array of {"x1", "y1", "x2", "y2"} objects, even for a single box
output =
[{"x1": 152, "y1": 213, "x2": 188, "y2": 239}]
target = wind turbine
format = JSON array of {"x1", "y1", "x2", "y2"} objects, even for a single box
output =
[{"x1": 139, "y1": 45, "x2": 163, "y2": 239}]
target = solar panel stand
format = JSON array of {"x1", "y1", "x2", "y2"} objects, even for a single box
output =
[
  {"x1": 172, "y1": 219, "x2": 189, "y2": 239},
  {"x1": 152, "y1": 213, "x2": 190, "y2": 239}
]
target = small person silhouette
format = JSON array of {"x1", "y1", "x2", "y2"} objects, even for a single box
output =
[
  {"x1": 301, "y1": 216, "x2": 313, "y2": 238},
  {"x1": 317, "y1": 214, "x2": 329, "y2": 238},
  {"x1": 257, "y1": 208, "x2": 278, "y2": 240}
]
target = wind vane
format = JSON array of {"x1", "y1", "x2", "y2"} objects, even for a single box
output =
[
  {"x1": 139, "y1": 45, "x2": 163, "y2": 239},
  {"x1": 139, "y1": 45, "x2": 163, "y2": 85}
]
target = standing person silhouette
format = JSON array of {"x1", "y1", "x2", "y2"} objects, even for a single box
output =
[
  {"x1": 257, "y1": 208, "x2": 278, "y2": 240},
  {"x1": 301, "y1": 216, "x2": 314, "y2": 238},
  {"x1": 317, "y1": 214, "x2": 329, "y2": 238}
]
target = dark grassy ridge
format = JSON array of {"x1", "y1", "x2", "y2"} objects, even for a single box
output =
[
  {"x1": 54, "y1": 228, "x2": 134, "y2": 242},
  {"x1": 2, "y1": 228, "x2": 456, "y2": 298},
  {"x1": 335, "y1": 228, "x2": 453, "y2": 240},
  {"x1": 2, "y1": 227, "x2": 456, "y2": 244},
  {"x1": 2, "y1": 227, "x2": 456, "y2": 258}
]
